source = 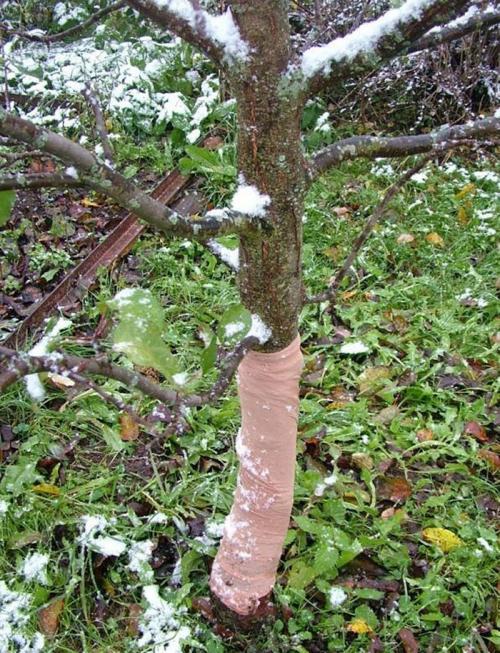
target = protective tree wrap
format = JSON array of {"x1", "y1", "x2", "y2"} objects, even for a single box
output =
[{"x1": 210, "y1": 335, "x2": 303, "y2": 614}]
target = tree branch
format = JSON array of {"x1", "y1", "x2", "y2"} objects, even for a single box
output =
[
  {"x1": 308, "y1": 116, "x2": 500, "y2": 181},
  {"x1": 0, "y1": 171, "x2": 81, "y2": 191},
  {"x1": 299, "y1": 0, "x2": 471, "y2": 98},
  {"x1": 409, "y1": 7, "x2": 500, "y2": 52},
  {"x1": 125, "y1": 0, "x2": 249, "y2": 67},
  {"x1": 305, "y1": 156, "x2": 432, "y2": 304},
  {"x1": 0, "y1": 336, "x2": 258, "y2": 409},
  {"x1": 0, "y1": 109, "x2": 269, "y2": 239},
  {"x1": 0, "y1": 1, "x2": 127, "y2": 44},
  {"x1": 82, "y1": 84, "x2": 114, "y2": 164}
]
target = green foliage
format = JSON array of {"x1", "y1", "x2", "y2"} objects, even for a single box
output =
[{"x1": 0, "y1": 190, "x2": 16, "y2": 227}]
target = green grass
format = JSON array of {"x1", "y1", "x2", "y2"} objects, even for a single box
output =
[{"x1": 0, "y1": 155, "x2": 499, "y2": 652}]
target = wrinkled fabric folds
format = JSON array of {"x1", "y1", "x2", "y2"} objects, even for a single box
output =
[{"x1": 210, "y1": 335, "x2": 303, "y2": 615}]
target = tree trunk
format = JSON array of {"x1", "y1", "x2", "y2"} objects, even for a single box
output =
[{"x1": 209, "y1": 0, "x2": 307, "y2": 615}]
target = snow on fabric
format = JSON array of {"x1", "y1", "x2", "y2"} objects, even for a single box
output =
[
  {"x1": 300, "y1": 0, "x2": 438, "y2": 77},
  {"x1": 137, "y1": 585, "x2": 190, "y2": 652},
  {"x1": 24, "y1": 317, "x2": 72, "y2": 401},
  {"x1": 0, "y1": 582, "x2": 44, "y2": 653}
]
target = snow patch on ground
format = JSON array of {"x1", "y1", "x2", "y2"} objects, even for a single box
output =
[
  {"x1": 0, "y1": 581, "x2": 45, "y2": 653},
  {"x1": 19, "y1": 553, "x2": 49, "y2": 585},
  {"x1": 137, "y1": 585, "x2": 190, "y2": 652}
]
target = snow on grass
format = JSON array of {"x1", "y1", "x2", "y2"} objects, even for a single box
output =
[
  {"x1": 172, "y1": 372, "x2": 189, "y2": 386},
  {"x1": 78, "y1": 515, "x2": 126, "y2": 557},
  {"x1": 329, "y1": 586, "x2": 348, "y2": 607},
  {"x1": 314, "y1": 472, "x2": 338, "y2": 497},
  {"x1": 128, "y1": 541, "x2": 155, "y2": 581},
  {"x1": 19, "y1": 553, "x2": 49, "y2": 585},
  {"x1": 224, "y1": 321, "x2": 246, "y2": 338},
  {"x1": 230, "y1": 179, "x2": 271, "y2": 217},
  {"x1": 137, "y1": 585, "x2": 190, "y2": 652},
  {"x1": 300, "y1": 0, "x2": 437, "y2": 77},
  {"x1": 25, "y1": 317, "x2": 72, "y2": 401},
  {"x1": 0, "y1": 581, "x2": 44, "y2": 653},
  {"x1": 0, "y1": 500, "x2": 8, "y2": 518},
  {"x1": 339, "y1": 341, "x2": 370, "y2": 355}
]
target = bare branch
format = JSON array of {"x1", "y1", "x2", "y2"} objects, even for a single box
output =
[
  {"x1": 82, "y1": 84, "x2": 114, "y2": 164},
  {"x1": 409, "y1": 7, "x2": 500, "y2": 52},
  {"x1": 0, "y1": 1, "x2": 127, "y2": 44},
  {"x1": 0, "y1": 171, "x2": 80, "y2": 191},
  {"x1": 308, "y1": 116, "x2": 500, "y2": 181},
  {"x1": 0, "y1": 109, "x2": 269, "y2": 239},
  {"x1": 299, "y1": 0, "x2": 471, "y2": 98},
  {"x1": 0, "y1": 336, "x2": 258, "y2": 409},
  {"x1": 126, "y1": 0, "x2": 248, "y2": 67},
  {"x1": 0, "y1": 149, "x2": 44, "y2": 167},
  {"x1": 305, "y1": 156, "x2": 432, "y2": 304}
]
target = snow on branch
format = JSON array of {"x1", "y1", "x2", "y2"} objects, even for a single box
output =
[
  {"x1": 126, "y1": 0, "x2": 249, "y2": 66},
  {"x1": 409, "y1": 4, "x2": 500, "y2": 52},
  {"x1": 297, "y1": 0, "x2": 470, "y2": 96},
  {"x1": 0, "y1": 335, "x2": 259, "y2": 419},
  {"x1": 309, "y1": 116, "x2": 500, "y2": 181},
  {"x1": 0, "y1": 108, "x2": 268, "y2": 239},
  {"x1": 0, "y1": 1, "x2": 127, "y2": 44}
]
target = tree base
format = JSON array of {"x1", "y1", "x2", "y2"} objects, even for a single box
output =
[{"x1": 192, "y1": 591, "x2": 277, "y2": 636}]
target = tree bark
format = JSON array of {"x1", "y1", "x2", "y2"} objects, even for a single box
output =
[{"x1": 209, "y1": 0, "x2": 307, "y2": 615}]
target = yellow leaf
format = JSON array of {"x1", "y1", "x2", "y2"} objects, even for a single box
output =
[
  {"x1": 32, "y1": 483, "x2": 61, "y2": 496},
  {"x1": 341, "y1": 289, "x2": 357, "y2": 301},
  {"x1": 38, "y1": 598, "x2": 64, "y2": 639},
  {"x1": 422, "y1": 527, "x2": 462, "y2": 552},
  {"x1": 81, "y1": 197, "x2": 101, "y2": 208},
  {"x1": 397, "y1": 233, "x2": 415, "y2": 245},
  {"x1": 347, "y1": 618, "x2": 374, "y2": 635},
  {"x1": 105, "y1": 118, "x2": 113, "y2": 131},
  {"x1": 120, "y1": 413, "x2": 140, "y2": 441},
  {"x1": 425, "y1": 232, "x2": 444, "y2": 247},
  {"x1": 457, "y1": 206, "x2": 469, "y2": 225},
  {"x1": 48, "y1": 373, "x2": 76, "y2": 389},
  {"x1": 455, "y1": 182, "x2": 476, "y2": 199}
]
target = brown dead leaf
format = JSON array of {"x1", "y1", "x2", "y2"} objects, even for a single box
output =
[
  {"x1": 425, "y1": 232, "x2": 444, "y2": 247},
  {"x1": 333, "y1": 206, "x2": 351, "y2": 217},
  {"x1": 120, "y1": 413, "x2": 140, "y2": 441},
  {"x1": 399, "y1": 627, "x2": 419, "y2": 653},
  {"x1": 397, "y1": 233, "x2": 415, "y2": 245},
  {"x1": 323, "y1": 246, "x2": 341, "y2": 261},
  {"x1": 478, "y1": 449, "x2": 500, "y2": 470},
  {"x1": 38, "y1": 598, "x2": 64, "y2": 639},
  {"x1": 463, "y1": 421, "x2": 488, "y2": 443},
  {"x1": 352, "y1": 452, "x2": 374, "y2": 470},
  {"x1": 327, "y1": 386, "x2": 355, "y2": 410},
  {"x1": 341, "y1": 289, "x2": 358, "y2": 301},
  {"x1": 375, "y1": 405, "x2": 400, "y2": 425},
  {"x1": 381, "y1": 507, "x2": 396, "y2": 520},
  {"x1": 358, "y1": 366, "x2": 392, "y2": 396},
  {"x1": 416, "y1": 428, "x2": 434, "y2": 442},
  {"x1": 204, "y1": 136, "x2": 224, "y2": 150},
  {"x1": 127, "y1": 604, "x2": 143, "y2": 636},
  {"x1": 377, "y1": 477, "x2": 412, "y2": 503}
]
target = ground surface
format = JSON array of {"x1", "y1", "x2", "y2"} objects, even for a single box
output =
[{"x1": 0, "y1": 154, "x2": 499, "y2": 653}]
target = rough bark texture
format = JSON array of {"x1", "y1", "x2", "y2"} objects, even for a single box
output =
[{"x1": 229, "y1": 0, "x2": 306, "y2": 351}]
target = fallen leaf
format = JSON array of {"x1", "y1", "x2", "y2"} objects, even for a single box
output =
[
  {"x1": 32, "y1": 483, "x2": 61, "y2": 496},
  {"x1": 323, "y1": 246, "x2": 341, "y2": 261},
  {"x1": 358, "y1": 367, "x2": 392, "y2": 396},
  {"x1": 422, "y1": 527, "x2": 462, "y2": 552},
  {"x1": 327, "y1": 386, "x2": 355, "y2": 410},
  {"x1": 457, "y1": 206, "x2": 469, "y2": 225},
  {"x1": 463, "y1": 421, "x2": 488, "y2": 443},
  {"x1": 375, "y1": 405, "x2": 400, "y2": 425},
  {"x1": 399, "y1": 627, "x2": 419, "y2": 653},
  {"x1": 341, "y1": 289, "x2": 358, "y2": 301},
  {"x1": 377, "y1": 477, "x2": 412, "y2": 503},
  {"x1": 347, "y1": 618, "x2": 374, "y2": 635},
  {"x1": 120, "y1": 413, "x2": 140, "y2": 441},
  {"x1": 352, "y1": 452, "x2": 374, "y2": 470},
  {"x1": 38, "y1": 598, "x2": 64, "y2": 639},
  {"x1": 333, "y1": 206, "x2": 351, "y2": 217},
  {"x1": 455, "y1": 182, "x2": 476, "y2": 199},
  {"x1": 127, "y1": 604, "x2": 143, "y2": 636},
  {"x1": 416, "y1": 428, "x2": 434, "y2": 442},
  {"x1": 381, "y1": 507, "x2": 395, "y2": 520},
  {"x1": 48, "y1": 373, "x2": 76, "y2": 389},
  {"x1": 478, "y1": 449, "x2": 500, "y2": 470},
  {"x1": 425, "y1": 232, "x2": 444, "y2": 247},
  {"x1": 397, "y1": 233, "x2": 415, "y2": 245},
  {"x1": 81, "y1": 197, "x2": 101, "y2": 208}
]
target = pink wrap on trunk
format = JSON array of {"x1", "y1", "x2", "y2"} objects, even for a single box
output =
[{"x1": 210, "y1": 335, "x2": 303, "y2": 615}]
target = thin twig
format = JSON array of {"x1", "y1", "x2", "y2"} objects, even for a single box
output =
[
  {"x1": 305, "y1": 153, "x2": 437, "y2": 305},
  {"x1": 0, "y1": 1, "x2": 126, "y2": 44},
  {"x1": 0, "y1": 171, "x2": 81, "y2": 190},
  {"x1": 82, "y1": 84, "x2": 114, "y2": 164}
]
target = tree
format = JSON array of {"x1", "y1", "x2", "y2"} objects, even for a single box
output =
[{"x1": 0, "y1": 0, "x2": 499, "y2": 622}]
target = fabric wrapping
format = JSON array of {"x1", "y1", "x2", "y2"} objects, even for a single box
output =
[{"x1": 209, "y1": 334, "x2": 303, "y2": 615}]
